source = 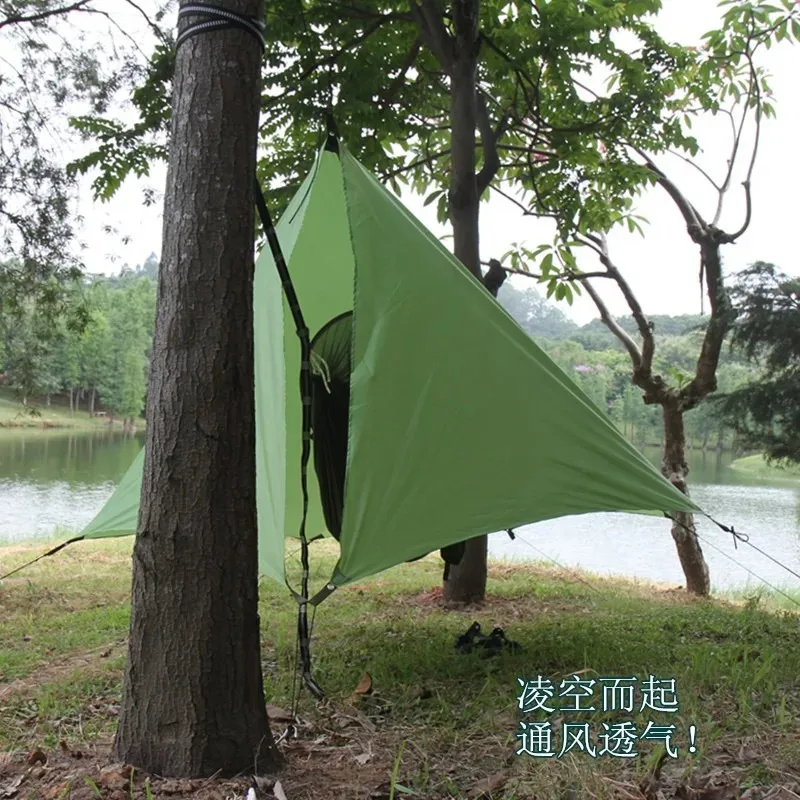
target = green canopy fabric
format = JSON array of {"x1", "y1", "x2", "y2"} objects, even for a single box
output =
[{"x1": 80, "y1": 138, "x2": 698, "y2": 593}]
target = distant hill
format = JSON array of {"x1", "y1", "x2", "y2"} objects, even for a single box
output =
[{"x1": 496, "y1": 282, "x2": 708, "y2": 350}]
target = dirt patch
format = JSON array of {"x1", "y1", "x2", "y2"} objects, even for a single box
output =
[{"x1": 2, "y1": 701, "x2": 800, "y2": 800}]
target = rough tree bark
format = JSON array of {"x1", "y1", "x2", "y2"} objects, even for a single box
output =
[
  {"x1": 113, "y1": 0, "x2": 279, "y2": 778},
  {"x1": 441, "y1": 0, "x2": 485, "y2": 605},
  {"x1": 661, "y1": 400, "x2": 709, "y2": 594}
]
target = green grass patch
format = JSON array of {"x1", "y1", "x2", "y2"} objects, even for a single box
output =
[
  {"x1": 2, "y1": 537, "x2": 800, "y2": 798},
  {"x1": 729, "y1": 453, "x2": 800, "y2": 481},
  {"x1": 0, "y1": 388, "x2": 144, "y2": 431}
]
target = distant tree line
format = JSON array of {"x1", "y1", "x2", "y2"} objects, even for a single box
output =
[
  {"x1": 0, "y1": 253, "x2": 782, "y2": 457},
  {"x1": 0, "y1": 254, "x2": 158, "y2": 432},
  {"x1": 497, "y1": 282, "x2": 760, "y2": 453}
]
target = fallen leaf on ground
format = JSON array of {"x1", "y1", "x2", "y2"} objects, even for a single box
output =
[
  {"x1": 354, "y1": 752, "x2": 373, "y2": 766},
  {"x1": 468, "y1": 771, "x2": 509, "y2": 799},
  {"x1": 97, "y1": 766, "x2": 132, "y2": 792},
  {"x1": 267, "y1": 704, "x2": 294, "y2": 722},
  {"x1": 45, "y1": 781, "x2": 71, "y2": 800},
  {"x1": 274, "y1": 779, "x2": 289, "y2": 800},
  {"x1": 354, "y1": 673, "x2": 373, "y2": 696}
]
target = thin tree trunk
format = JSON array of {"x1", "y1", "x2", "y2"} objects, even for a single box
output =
[
  {"x1": 662, "y1": 402, "x2": 710, "y2": 596},
  {"x1": 442, "y1": 0, "x2": 486, "y2": 605},
  {"x1": 114, "y1": 0, "x2": 278, "y2": 778},
  {"x1": 89, "y1": 387, "x2": 96, "y2": 417},
  {"x1": 69, "y1": 387, "x2": 74, "y2": 415}
]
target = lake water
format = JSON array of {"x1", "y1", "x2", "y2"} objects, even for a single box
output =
[{"x1": 1, "y1": 429, "x2": 799, "y2": 593}]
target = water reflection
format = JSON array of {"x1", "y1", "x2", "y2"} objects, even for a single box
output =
[
  {"x1": 489, "y1": 448, "x2": 800, "y2": 592},
  {"x1": 1, "y1": 432, "x2": 798, "y2": 592},
  {"x1": 0, "y1": 429, "x2": 144, "y2": 543}
]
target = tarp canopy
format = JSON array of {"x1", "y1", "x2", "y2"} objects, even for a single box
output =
[{"x1": 80, "y1": 138, "x2": 698, "y2": 593}]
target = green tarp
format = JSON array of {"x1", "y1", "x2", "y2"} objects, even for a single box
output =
[{"x1": 81, "y1": 139, "x2": 698, "y2": 592}]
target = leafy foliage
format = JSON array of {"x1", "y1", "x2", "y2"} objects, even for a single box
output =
[
  {"x1": 0, "y1": 259, "x2": 157, "y2": 418},
  {"x1": 713, "y1": 262, "x2": 800, "y2": 464},
  {"x1": 0, "y1": 1, "x2": 168, "y2": 320}
]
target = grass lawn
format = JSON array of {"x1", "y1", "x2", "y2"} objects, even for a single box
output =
[
  {"x1": 1, "y1": 538, "x2": 800, "y2": 799},
  {"x1": 0, "y1": 389, "x2": 144, "y2": 431},
  {"x1": 729, "y1": 454, "x2": 800, "y2": 481}
]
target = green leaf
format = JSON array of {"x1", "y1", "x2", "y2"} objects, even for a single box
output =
[{"x1": 423, "y1": 189, "x2": 443, "y2": 207}]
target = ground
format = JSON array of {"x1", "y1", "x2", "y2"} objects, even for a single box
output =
[
  {"x1": 728, "y1": 454, "x2": 800, "y2": 481},
  {"x1": 0, "y1": 389, "x2": 144, "y2": 431},
  {"x1": 1, "y1": 537, "x2": 800, "y2": 800}
]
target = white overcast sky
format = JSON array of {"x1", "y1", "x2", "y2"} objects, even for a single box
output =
[{"x1": 76, "y1": 0, "x2": 799, "y2": 325}]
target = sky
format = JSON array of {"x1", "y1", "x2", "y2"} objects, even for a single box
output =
[{"x1": 74, "y1": 0, "x2": 799, "y2": 326}]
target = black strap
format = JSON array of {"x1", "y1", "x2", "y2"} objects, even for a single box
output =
[
  {"x1": 0, "y1": 536, "x2": 85, "y2": 581},
  {"x1": 176, "y1": 3, "x2": 266, "y2": 53},
  {"x1": 254, "y1": 178, "x2": 325, "y2": 700}
]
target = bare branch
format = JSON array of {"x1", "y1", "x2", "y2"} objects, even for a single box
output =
[
  {"x1": 712, "y1": 70, "x2": 757, "y2": 227},
  {"x1": 120, "y1": 0, "x2": 170, "y2": 43},
  {"x1": 579, "y1": 278, "x2": 643, "y2": 369},
  {"x1": 631, "y1": 147, "x2": 705, "y2": 234},
  {"x1": 665, "y1": 149, "x2": 722, "y2": 192},
  {"x1": 729, "y1": 50, "x2": 762, "y2": 242},
  {"x1": 489, "y1": 183, "x2": 534, "y2": 216},
  {"x1": 0, "y1": 0, "x2": 92, "y2": 30}
]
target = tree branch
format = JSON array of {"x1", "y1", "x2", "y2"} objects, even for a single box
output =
[
  {"x1": 631, "y1": 147, "x2": 705, "y2": 236},
  {"x1": 0, "y1": 0, "x2": 92, "y2": 30},
  {"x1": 380, "y1": 148, "x2": 450, "y2": 181},
  {"x1": 380, "y1": 37, "x2": 422, "y2": 112},
  {"x1": 577, "y1": 234, "x2": 667, "y2": 402},
  {"x1": 475, "y1": 90, "x2": 505, "y2": 195},
  {"x1": 579, "y1": 278, "x2": 643, "y2": 370},
  {"x1": 728, "y1": 49, "x2": 761, "y2": 242},
  {"x1": 712, "y1": 66, "x2": 757, "y2": 227},
  {"x1": 409, "y1": 0, "x2": 454, "y2": 74},
  {"x1": 665, "y1": 148, "x2": 721, "y2": 192}
]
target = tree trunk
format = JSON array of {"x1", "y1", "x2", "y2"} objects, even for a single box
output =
[
  {"x1": 69, "y1": 387, "x2": 74, "y2": 415},
  {"x1": 46, "y1": 394, "x2": 51, "y2": 407},
  {"x1": 89, "y1": 387, "x2": 96, "y2": 417},
  {"x1": 442, "y1": 0, "x2": 486, "y2": 605},
  {"x1": 661, "y1": 402, "x2": 710, "y2": 596},
  {"x1": 113, "y1": 0, "x2": 278, "y2": 778}
]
